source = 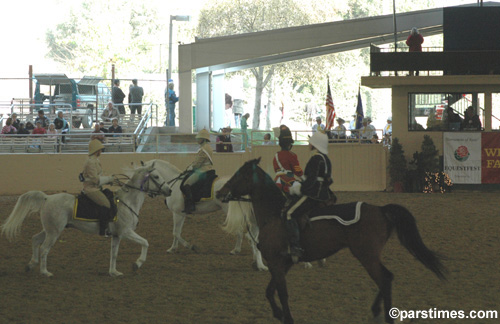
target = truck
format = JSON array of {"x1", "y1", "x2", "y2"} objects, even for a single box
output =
[{"x1": 33, "y1": 74, "x2": 112, "y2": 128}]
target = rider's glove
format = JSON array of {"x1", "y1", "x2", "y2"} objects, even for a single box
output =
[
  {"x1": 289, "y1": 181, "x2": 302, "y2": 196},
  {"x1": 99, "y1": 176, "x2": 114, "y2": 186}
]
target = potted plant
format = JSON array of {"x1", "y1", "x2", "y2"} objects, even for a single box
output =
[{"x1": 388, "y1": 138, "x2": 407, "y2": 192}]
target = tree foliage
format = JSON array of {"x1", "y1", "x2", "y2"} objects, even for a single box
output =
[{"x1": 45, "y1": 0, "x2": 164, "y2": 76}]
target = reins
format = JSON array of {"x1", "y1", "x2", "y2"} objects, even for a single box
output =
[{"x1": 113, "y1": 169, "x2": 167, "y2": 198}]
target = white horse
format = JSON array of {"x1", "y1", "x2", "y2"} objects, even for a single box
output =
[
  {"x1": 1, "y1": 163, "x2": 171, "y2": 277},
  {"x1": 144, "y1": 159, "x2": 268, "y2": 271}
]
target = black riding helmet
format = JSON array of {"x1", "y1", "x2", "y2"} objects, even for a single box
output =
[{"x1": 278, "y1": 124, "x2": 294, "y2": 150}]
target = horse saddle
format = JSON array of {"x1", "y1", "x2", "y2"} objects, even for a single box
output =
[
  {"x1": 73, "y1": 189, "x2": 118, "y2": 222},
  {"x1": 308, "y1": 201, "x2": 363, "y2": 226},
  {"x1": 181, "y1": 170, "x2": 218, "y2": 203}
]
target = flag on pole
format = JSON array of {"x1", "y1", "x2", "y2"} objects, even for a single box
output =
[
  {"x1": 355, "y1": 85, "x2": 364, "y2": 129},
  {"x1": 325, "y1": 79, "x2": 336, "y2": 130}
]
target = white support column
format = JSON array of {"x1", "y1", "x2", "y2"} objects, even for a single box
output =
[
  {"x1": 212, "y1": 71, "x2": 225, "y2": 131},
  {"x1": 179, "y1": 44, "x2": 193, "y2": 133},
  {"x1": 178, "y1": 70, "x2": 193, "y2": 133},
  {"x1": 195, "y1": 70, "x2": 211, "y2": 132}
]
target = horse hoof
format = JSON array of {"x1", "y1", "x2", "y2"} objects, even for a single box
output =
[
  {"x1": 303, "y1": 262, "x2": 313, "y2": 269},
  {"x1": 229, "y1": 249, "x2": 240, "y2": 255},
  {"x1": 132, "y1": 263, "x2": 139, "y2": 272},
  {"x1": 318, "y1": 259, "x2": 327, "y2": 267},
  {"x1": 191, "y1": 245, "x2": 200, "y2": 253},
  {"x1": 166, "y1": 248, "x2": 177, "y2": 254},
  {"x1": 109, "y1": 270, "x2": 123, "y2": 277},
  {"x1": 41, "y1": 271, "x2": 53, "y2": 277},
  {"x1": 25, "y1": 265, "x2": 32, "y2": 272}
]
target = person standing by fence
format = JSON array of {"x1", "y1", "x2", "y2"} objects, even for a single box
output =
[
  {"x1": 129, "y1": 79, "x2": 144, "y2": 116},
  {"x1": 165, "y1": 80, "x2": 179, "y2": 127},
  {"x1": 240, "y1": 113, "x2": 250, "y2": 150}
]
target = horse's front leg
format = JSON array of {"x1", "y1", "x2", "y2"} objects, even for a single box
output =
[
  {"x1": 269, "y1": 264, "x2": 294, "y2": 324},
  {"x1": 230, "y1": 231, "x2": 243, "y2": 255},
  {"x1": 168, "y1": 212, "x2": 197, "y2": 253},
  {"x1": 121, "y1": 230, "x2": 149, "y2": 272},
  {"x1": 109, "y1": 235, "x2": 123, "y2": 277},
  {"x1": 247, "y1": 227, "x2": 267, "y2": 271}
]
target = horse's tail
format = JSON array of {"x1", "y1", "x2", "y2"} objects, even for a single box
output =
[
  {"x1": 1, "y1": 191, "x2": 48, "y2": 242},
  {"x1": 222, "y1": 200, "x2": 253, "y2": 235},
  {"x1": 382, "y1": 204, "x2": 447, "y2": 280}
]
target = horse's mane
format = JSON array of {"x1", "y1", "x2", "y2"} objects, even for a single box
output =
[
  {"x1": 250, "y1": 159, "x2": 286, "y2": 205},
  {"x1": 148, "y1": 159, "x2": 182, "y2": 174}
]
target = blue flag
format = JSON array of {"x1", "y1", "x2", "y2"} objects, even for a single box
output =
[{"x1": 355, "y1": 86, "x2": 364, "y2": 129}]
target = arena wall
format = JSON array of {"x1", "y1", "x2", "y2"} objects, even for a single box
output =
[{"x1": 0, "y1": 144, "x2": 387, "y2": 195}]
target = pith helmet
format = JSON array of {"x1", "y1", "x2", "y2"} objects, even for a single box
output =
[
  {"x1": 88, "y1": 139, "x2": 105, "y2": 156},
  {"x1": 309, "y1": 131, "x2": 329, "y2": 155},
  {"x1": 196, "y1": 129, "x2": 211, "y2": 141}
]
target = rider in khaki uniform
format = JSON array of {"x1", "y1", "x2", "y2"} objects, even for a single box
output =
[
  {"x1": 82, "y1": 139, "x2": 115, "y2": 235},
  {"x1": 181, "y1": 129, "x2": 214, "y2": 214}
]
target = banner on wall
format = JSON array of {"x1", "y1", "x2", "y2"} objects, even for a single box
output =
[
  {"x1": 481, "y1": 133, "x2": 500, "y2": 183},
  {"x1": 443, "y1": 132, "x2": 482, "y2": 184}
]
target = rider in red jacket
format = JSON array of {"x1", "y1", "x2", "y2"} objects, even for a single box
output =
[{"x1": 273, "y1": 125, "x2": 303, "y2": 194}]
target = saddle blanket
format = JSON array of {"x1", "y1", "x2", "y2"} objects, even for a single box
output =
[
  {"x1": 309, "y1": 201, "x2": 363, "y2": 226},
  {"x1": 182, "y1": 170, "x2": 218, "y2": 202},
  {"x1": 73, "y1": 190, "x2": 118, "y2": 222}
]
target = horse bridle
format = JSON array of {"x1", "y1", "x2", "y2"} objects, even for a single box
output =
[{"x1": 114, "y1": 169, "x2": 167, "y2": 198}]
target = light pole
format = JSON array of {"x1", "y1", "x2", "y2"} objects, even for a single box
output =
[{"x1": 168, "y1": 15, "x2": 191, "y2": 82}]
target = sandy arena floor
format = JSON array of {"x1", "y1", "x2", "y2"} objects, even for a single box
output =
[{"x1": 0, "y1": 191, "x2": 499, "y2": 324}]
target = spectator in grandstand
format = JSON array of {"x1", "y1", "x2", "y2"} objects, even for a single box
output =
[
  {"x1": 216, "y1": 127, "x2": 233, "y2": 153},
  {"x1": 47, "y1": 123, "x2": 58, "y2": 139},
  {"x1": 25, "y1": 121, "x2": 35, "y2": 132},
  {"x1": 11, "y1": 113, "x2": 20, "y2": 130},
  {"x1": 1, "y1": 118, "x2": 17, "y2": 135},
  {"x1": 99, "y1": 122, "x2": 109, "y2": 134},
  {"x1": 17, "y1": 123, "x2": 31, "y2": 136},
  {"x1": 262, "y1": 133, "x2": 274, "y2": 145},
  {"x1": 101, "y1": 101, "x2": 120, "y2": 122},
  {"x1": 32, "y1": 121, "x2": 47, "y2": 135},
  {"x1": 312, "y1": 116, "x2": 325, "y2": 133},
  {"x1": 359, "y1": 117, "x2": 376, "y2": 143},
  {"x1": 91, "y1": 123, "x2": 106, "y2": 143},
  {"x1": 108, "y1": 118, "x2": 123, "y2": 136},
  {"x1": 462, "y1": 106, "x2": 482, "y2": 131},
  {"x1": 331, "y1": 117, "x2": 347, "y2": 141},
  {"x1": 54, "y1": 110, "x2": 69, "y2": 143},
  {"x1": 35, "y1": 110, "x2": 50, "y2": 129},
  {"x1": 54, "y1": 111, "x2": 69, "y2": 132}
]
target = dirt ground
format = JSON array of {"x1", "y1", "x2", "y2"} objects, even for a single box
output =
[{"x1": 0, "y1": 191, "x2": 499, "y2": 324}]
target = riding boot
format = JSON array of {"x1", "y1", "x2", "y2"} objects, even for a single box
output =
[
  {"x1": 182, "y1": 184, "x2": 195, "y2": 214},
  {"x1": 285, "y1": 218, "x2": 303, "y2": 263}
]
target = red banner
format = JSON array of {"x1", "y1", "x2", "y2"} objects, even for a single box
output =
[{"x1": 481, "y1": 133, "x2": 500, "y2": 183}]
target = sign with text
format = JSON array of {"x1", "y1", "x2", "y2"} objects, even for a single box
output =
[
  {"x1": 481, "y1": 133, "x2": 500, "y2": 183},
  {"x1": 443, "y1": 132, "x2": 482, "y2": 184}
]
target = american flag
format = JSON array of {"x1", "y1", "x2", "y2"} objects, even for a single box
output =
[{"x1": 325, "y1": 79, "x2": 336, "y2": 130}]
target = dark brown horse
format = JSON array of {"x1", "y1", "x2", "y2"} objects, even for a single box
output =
[{"x1": 216, "y1": 158, "x2": 446, "y2": 324}]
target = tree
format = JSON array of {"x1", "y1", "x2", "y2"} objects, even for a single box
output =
[
  {"x1": 197, "y1": 0, "x2": 314, "y2": 129},
  {"x1": 45, "y1": 0, "x2": 164, "y2": 76}
]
